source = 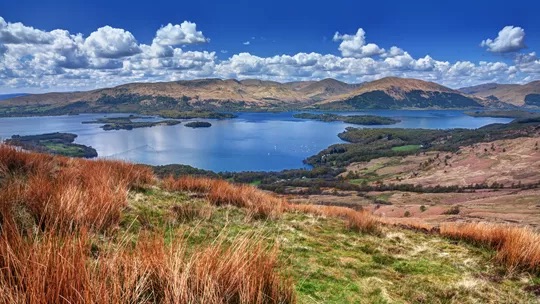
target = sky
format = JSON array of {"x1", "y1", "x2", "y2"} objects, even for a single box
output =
[{"x1": 0, "y1": 0, "x2": 539, "y2": 93}]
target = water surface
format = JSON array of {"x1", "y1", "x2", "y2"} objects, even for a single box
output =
[{"x1": 0, "y1": 110, "x2": 513, "y2": 172}]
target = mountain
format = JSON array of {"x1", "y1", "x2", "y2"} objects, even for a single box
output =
[
  {"x1": 459, "y1": 81, "x2": 540, "y2": 107},
  {"x1": 315, "y1": 77, "x2": 483, "y2": 109},
  {"x1": 0, "y1": 78, "x2": 357, "y2": 115},
  {"x1": 1, "y1": 77, "x2": 485, "y2": 116}
]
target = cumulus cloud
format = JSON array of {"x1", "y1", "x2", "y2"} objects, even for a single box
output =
[
  {"x1": 0, "y1": 16, "x2": 537, "y2": 93},
  {"x1": 84, "y1": 26, "x2": 141, "y2": 58},
  {"x1": 515, "y1": 52, "x2": 540, "y2": 75},
  {"x1": 481, "y1": 26, "x2": 526, "y2": 53},
  {"x1": 243, "y1": 41, "x2": 250, "y2": 45},
  {"x1": 0, "y1": 16, "x2": 53, "y2": 44},
  {"x1": 333, "y1": 28, "x2": 384, "y2": 58},
  {"x1": 153, "y1": 22, "x2": 208, "y2": 46}
]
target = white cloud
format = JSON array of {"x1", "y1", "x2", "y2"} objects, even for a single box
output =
[
  {"x1": 0, "y1": 16, "x2": 537, "y2": 93},
  {"x1": 0, "y1": 16, "x2": 53, "y2": 44},
  {"x1": 84, "y1": 26, "x2": 141, "y2": 58},
  {"x1": 153, "y1": 22, "x2": 208, "y2": 46},
  {"x1": 333, "y1": 28, "x2": 384, "y2": 58},
  {"x1": 515, "y1": 52, "x2": 540, "y2": 74},
  {"x1": 243, "y1": 41, "x2": 250, "y2": 45},
  {"x1": 481, "y1": 26, "x2": 526, "y2": 53}
]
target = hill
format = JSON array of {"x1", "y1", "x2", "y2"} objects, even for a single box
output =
[
  {"x1": 2, "y1": 144, "x2": 540, "y2": 302},
  {"x1": 459, "y1": 80, "x2": 540, "y2": 107},
  {"x1": 0, "y1": 78, "x2": 357, "y2": 116},
  {"x1": 315, "y1": 77, "x2": 484, "y2": 109},
  {"x1": 0, "y1": 77, "x2": 490, "y2": 116}
]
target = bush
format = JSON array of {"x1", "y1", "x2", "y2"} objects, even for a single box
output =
[{"x1": 443, "y1": 206, "x2": 460, "y2": 215}]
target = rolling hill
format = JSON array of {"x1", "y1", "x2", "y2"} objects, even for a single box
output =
[
  {"x1": 459, "y1": 80, "x2": 540, "y2": 107},
  {"x1": 0, "y1": 77, "x2": 501, "y2": 116},
  {"x1": 317, "y1": 77, "x2": 484, "y2": 109}
]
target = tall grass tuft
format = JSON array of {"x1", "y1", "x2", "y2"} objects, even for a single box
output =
[
  {"x1": 441, "y1": 222, "x2": 540, "y2": 272},
  {"x1": 289, "y1": 204, "x2": 381, "y2": 234},
  {"x1": 0, "y1": 145, "x2": 295, "y2": 303},
  {"x1": 164, "y1": 175, "x2": 381, "y2": 233},
  {"x1": 0, "y1": 145, "x2": 155, "y2": 232},
  {"x1": 163, "y1": 176, "x2": 289, "y2": 219}
]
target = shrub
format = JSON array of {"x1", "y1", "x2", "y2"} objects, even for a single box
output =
[{"x1": 443, "y1": 206, "x2": 460, "y2": 215}]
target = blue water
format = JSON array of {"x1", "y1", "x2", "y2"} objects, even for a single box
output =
[{"x1": 0, "y1": 110, "x2": 513, "y2": 172}]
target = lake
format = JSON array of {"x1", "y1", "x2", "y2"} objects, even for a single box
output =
[{"x1": 0, "y1": 110, "x2": 513, "y2": 172}]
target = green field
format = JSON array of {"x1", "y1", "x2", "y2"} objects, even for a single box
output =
[{"x1": 391, "y1": 144, "x2": 422, "y2": 152}]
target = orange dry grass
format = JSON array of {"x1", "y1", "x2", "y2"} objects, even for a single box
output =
[
  {"x1": 164, "y1": 176, "x2": 381, "y2": 233},
  {"x1": 441, "y1": 222, "x2": 540, "y2": 272},
  {"x1": 289, "y1": 204, "x2": 380, "y2": 234},
  {"x1": 163, "y1": 176, "x2": 289, "y2": 219},
  {"x1": 0, "y1": 146, "x2": 295, "y2": 303},
  {"x1": 0, "y1": 217, "x2": 295, "y2": 303},
  {"x1": 378, "y1": 217, "x2": 437, "y2": 233},
  {"x1": 0, "y1": 145, "x2": 154, "y2": 231}
]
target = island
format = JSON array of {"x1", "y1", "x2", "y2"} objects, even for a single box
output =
[
  {"x1": 184, "y1": 121, "x2": 212, "y2": 128},
  {"x1": 465, "y1": 110, "x2": 540, "y2": 119},
  {"x1": 82, "y1": 116, "x2": 181, "y2": 130},
  {"x1": 5, "y1": 132, "x2": 98, "y2": 158},
  {"x1": 158, "y1": 110, "x2": 237, "y2": 119},
  {"x1": 293, "y1": 113, "x2": 400, "y2": 125}
]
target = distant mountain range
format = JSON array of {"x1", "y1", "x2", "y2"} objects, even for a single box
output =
[
  {"x1": 1, "y1": 77, "x2": 539, "y2": 116},
  {"x1": 459, "y1": 81, "x2": 540, "y2": 107}
]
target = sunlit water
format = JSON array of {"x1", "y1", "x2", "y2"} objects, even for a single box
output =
[{"x1": 0, "y1": 110, "x2": 513, "y2": 172}]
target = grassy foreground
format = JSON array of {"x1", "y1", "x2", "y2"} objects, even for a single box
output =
[{"x1": 1, "y1": 145, "x2": 540, "y2": 303}]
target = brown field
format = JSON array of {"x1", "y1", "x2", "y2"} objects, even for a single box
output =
[
  {"x1": 293, "y1": 136, "x2": 540, "y2": 228},
  {"x1": 344, "y1": 137, "x2": 540, "y2": 187}
]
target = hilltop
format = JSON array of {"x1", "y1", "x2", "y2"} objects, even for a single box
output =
[{"x1": 315, "y1": 77, "x2": 483, "y2": 109}]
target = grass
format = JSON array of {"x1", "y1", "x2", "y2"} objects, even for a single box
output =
[
  {"x1": 2, "y1": 145, "x2": 540, "y2": 303},
  {"x1": 42, "y1": 141, "x2": 87, "y2": 156},
  {"x1": 441, "y1": 222, "x2": 540, "y2": 272},
  {"x1": 122, "y1": 189, "x2": 538, "y2": 303},
  {"x1": 391, "y1": 144, "x2": 422, "y2": 152},
  {"x1": 0, "y1": 145, "x2": 295, "y2": 303}
]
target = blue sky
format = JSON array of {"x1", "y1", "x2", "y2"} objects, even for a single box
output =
[{"x1": 1, "y1": 0, "x2": 539, "y2": 93}]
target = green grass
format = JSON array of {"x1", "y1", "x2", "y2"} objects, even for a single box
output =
[
  {"x1": 391, "y1": 144, "x2": 422, "y2": 152},
  {"x1": 250, "y1": 180, "x2": 262, "y2": 186},
  {"x1": 118, "y1": 188, "x2": 540, "y2": 303},
  {"x1": 42, "y1": 141, "x2": 87, "y2": 157}
]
